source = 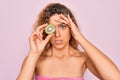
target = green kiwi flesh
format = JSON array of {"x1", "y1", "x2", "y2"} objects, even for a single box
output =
[{"x1": 45, "y1": 24, "x2": 56, "y2": 34}]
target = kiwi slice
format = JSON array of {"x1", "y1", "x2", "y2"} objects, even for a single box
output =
[{"x1": 45, "y1": 24, "x2": 56, "y2": 34}]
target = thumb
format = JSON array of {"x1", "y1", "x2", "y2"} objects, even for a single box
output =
[{"x1": 44, "y1": 34, "x2": 54, "y2": 44}]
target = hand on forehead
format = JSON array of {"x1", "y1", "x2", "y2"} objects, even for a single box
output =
[{"x1": 49, "y1": 14, "x2": 68, "y2": 26}]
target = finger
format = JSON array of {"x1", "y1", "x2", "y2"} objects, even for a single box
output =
[
  {"x1": 67, "y1": 15, "x2": 73, "y2": 23},
  {"x1": 36, "y1": 23, "x2": 47, "y2": 33},
  {"x1": 38, "y1": 23, "x2": 48, "y2": 29},
  {"x1": 30, "y1": 31, "x2": 37, "y2": 42},
  {"x1": 67, "y1": 15, "x2": 74, "y2": 28},
  {"x1": 33, "y1": 31, "x2": 42, "y2": 41},
  {"x1": 35, "y1": 30, "x2": 43, "y2": 39},
  {"x1": 55, "y1": 19, "x2": 68, "y2": 24},
  {"x1": 60, "y1": 14, "x2": 69, "y2": 23},
  {"x1": 44, "y1": 34, "x2": 54, "y2": 44},
  {"x1": 36, "y1": 24, "x2": 47, "y2": 39},
  {"x1": 29, "y1": 31, "x2": 35, "y2": 40}
]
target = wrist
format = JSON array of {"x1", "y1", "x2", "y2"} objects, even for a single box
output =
[
  {"x1": 28, "y1": 50, "x2": 42, "y2": 57},
  {"x1": 27, "y1": 53, "x2": 40, "y2": 62},
  {"x1": 29, "y1": 49, "x2": 42, "y2": 54},
  {"x1": 76, "y1": 33, "x2": 86, "y2": 44}
]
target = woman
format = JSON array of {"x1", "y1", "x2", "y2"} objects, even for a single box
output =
[{"x1": 17, "y1": 3, "x2": 120, "y2": 80}]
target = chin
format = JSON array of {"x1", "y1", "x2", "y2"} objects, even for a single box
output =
[{"x1": 52, "y1": 44, "x2": 66, "y2": 50}]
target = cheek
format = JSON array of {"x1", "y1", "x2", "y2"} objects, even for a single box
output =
[
  {"x1": 50, "y1": 36, "x2": 54, "y2": 44},
  {"x1": 49, "y1": 28, "x2": 71, "y2": 44},
  {"x1": 62, "y1": 29, "x2": 71, "y2": 40}
]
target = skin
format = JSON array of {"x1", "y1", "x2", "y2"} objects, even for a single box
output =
[
  {"x1": 17, "y1": 14, "x2": 120, "y2": 80},
  {"x1": 36, "y1": 14, "x2": 87, "y2": 77}
]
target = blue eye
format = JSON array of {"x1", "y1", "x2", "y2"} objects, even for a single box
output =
[{"x1": 60, "y1": 25, "x2": 66, "y2": 29}]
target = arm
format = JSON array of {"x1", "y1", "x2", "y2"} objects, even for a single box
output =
[
  {"x1": 17, "y1": 24, "x2": 54, "y2": 80},
  {"x1": 78, "y1": 33, "x2": 120, "y2": 80},
  {"x1": 17, "y1": 53, "x2": 40, "y2": 80},
  {"x1": 59, "y1": 14, "x2": 120, "y2": 80},
  {"x1": 85, "y1": 55, "x2": 103, "y2": 79}
]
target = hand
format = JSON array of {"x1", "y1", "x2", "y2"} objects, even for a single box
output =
[
  {"x1": 56, "y1": 14, "x2": 81, "y2": 41},
  {"x1": 29, "y1": 23, "x2": 54, "y2": 55}
]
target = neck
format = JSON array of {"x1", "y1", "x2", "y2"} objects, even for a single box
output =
[{"x1": 51, "y1": 44, "x2": 70, "y2": 58}]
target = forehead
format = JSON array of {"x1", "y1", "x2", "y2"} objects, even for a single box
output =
[{"x1": 49, "y1": 14, "x2": 61, "y2": 24}]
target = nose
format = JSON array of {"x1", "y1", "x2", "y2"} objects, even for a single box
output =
[{"x1": 55, "y1": 29, "x2": 60, "y2": 37}]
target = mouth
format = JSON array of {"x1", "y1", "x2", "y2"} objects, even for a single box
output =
[{"x1": 55, "y1": 40, "x2": 62, "y2": 45}]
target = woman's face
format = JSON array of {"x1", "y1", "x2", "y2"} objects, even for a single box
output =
[{"x1": 49, "y1": 14, "x2": 71, "y2": 49}]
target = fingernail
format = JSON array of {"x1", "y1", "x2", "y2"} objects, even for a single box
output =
[{"x1": 67, "y1": 15, "x2": 69, "y2": 17}]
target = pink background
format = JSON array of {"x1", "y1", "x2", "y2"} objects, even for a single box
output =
[{"x1": 0, "y1": 0, "x2": 120, "y2": 80}]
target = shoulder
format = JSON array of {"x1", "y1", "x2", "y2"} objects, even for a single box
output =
[
  {"x1": 71, "y1": 47, "x2": 88, "y2": 61},
  {"x1": 77, "y1": 51, "x2": 88, "y2": 62},
  {"x1": 72, "y1": 48, "x2": 87, "y2": 58}
]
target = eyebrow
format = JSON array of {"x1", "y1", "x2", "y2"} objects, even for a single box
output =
[{"x1": 57, "y1": 23, "x2": 67, "y2": 26}]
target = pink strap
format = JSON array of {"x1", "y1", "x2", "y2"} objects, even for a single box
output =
[{"x1": 35, "y1": 75, "x2": 84, "y2": 80}]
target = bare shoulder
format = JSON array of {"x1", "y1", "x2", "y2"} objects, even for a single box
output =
[
  {"x1": 70, "y1": 47, "x2": 88, "y2": 64},
  {"x1": 71, "y1": 48, "x2": 87, "y2": 59}
]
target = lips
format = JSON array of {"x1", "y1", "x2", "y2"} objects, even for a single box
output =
[{"x1": 55, "y1": 40, "x2": 62, "y2": 45}]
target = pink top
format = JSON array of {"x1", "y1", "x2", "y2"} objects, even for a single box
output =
[{"x1": 35, "y1": 75, "x2": 84, "y2": 80}]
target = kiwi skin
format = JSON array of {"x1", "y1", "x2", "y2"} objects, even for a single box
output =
[{"x1": 45, "y1": 24, "x2": 56, "y2": 34}]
